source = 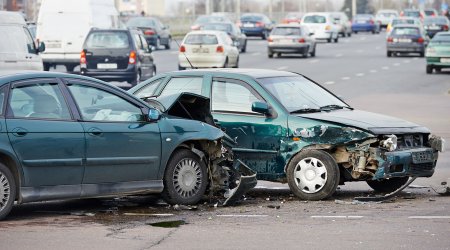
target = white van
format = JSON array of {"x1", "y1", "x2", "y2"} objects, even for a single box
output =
[
  {"x1": 0, "y1": 11, "x2": 45, "y2": 71},
  {"x1": 36, "y1": 0, "x2": 120, "y2": 71}
]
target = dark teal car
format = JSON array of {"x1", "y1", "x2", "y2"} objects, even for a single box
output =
[
  {"x1": 130, "y1": 68, "x2": 445, "y2": 201},
  {"x1": 0, "y1": 71, "x2": 256, "y2": 220}
]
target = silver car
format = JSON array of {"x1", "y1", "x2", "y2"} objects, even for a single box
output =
[{"x1": 267, "y1": 24, "x2": 316, "y2": 58}]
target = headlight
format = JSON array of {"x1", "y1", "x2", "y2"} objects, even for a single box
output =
[{"x1": 382, "y1": 134, "x2": 397, "y2": 151}]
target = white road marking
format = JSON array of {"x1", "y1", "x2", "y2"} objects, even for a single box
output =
[
  {"x1": 356, "y1": 49, "x2": 363, "y2": 53},
  {"x1": 413, "y1": 57, "x2": 419, "y2": 60},
  {"x1": 170, "y1": 51, "x2": 178, "y2": 55},
  {"x1": 311, "y1": 215, "x2": 364, "y2": 219},
  {"x1": 217, "y1": 214, "x2": 269, "y2": 218},
  {"x1": 341, "y1": 76, "x2": 351, "y2": 80},
  {"x1": 370, "y1": 69, "x2": 377, "y2": 73},
  {"x1": 375, "y1": 46, "x2": 381, "y2": 50},
  {"x1": 324, "y1": 81, "x2": 335, "y2": 85},
  {"x1": 359, "y1": 37, "x2": 367, "y2": 41},
  {"x1": 251, "y1": 52, "x2": 261, "y2": 56},
  {"x1": 382, "y1": 66, "x2": 389, "y2": 70},
  {"x1": 409, "y1": 216, "x2": 450, "y2": 219},
  {"x1": 335, "y1": 53, "x2": 343, "y2": 58},
  {"x1": 393, "y1": 63, "x2": 401, "y2": 66},
  {"x1": 356, "y1": 73, "x2": 365, "y2": 77},
  {"x1": 277, "y1": 66, "x2": 288, "y2": 70},
  {"x1": 403, "y1": 60, "x2": 411, "y2": 63},
  {"x1": 309, "y1": 59, "x2": 319, "y2": 63}
]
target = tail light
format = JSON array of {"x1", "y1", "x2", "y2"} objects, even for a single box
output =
[
  {"x1": 80, "y1": 50, "x2": 86, "y2": 67},
  {"x1": 216, "y1": 45, "x2": 224, "y2": 53},
  {"x1": 282, "y1": 19, "x2": 289, "y2": 24},
  {"x1": 298, "y1": 38, "x2": 305, "y2": 43},
  {"x1": 370, "y1": 20, "x2": 374, "y2": 24},
  {"x1": 179, "y1": 45, "x2": 186, "y2": 53},
  {"x1": 267, "y1": 37, "x2": 273, "y2": 42},
  {"x1": 387, "y1": 37, "x2": 393, "y2": 43},
  {"x1": 443, "y1": 25, "x2": 449, "y2": 31},
  {"x1": 325, "y1": 25, "x2": 331, "y2": 30},
  {"x1": 144, "y1": 29, "x2": 155, "y2": 35},
  {"x1": 417, "y1": 37, "x2": 424, "y2": 44},
  {"x1": 256, "y1": 22, "x2": 264, "y2": 27},
  {"x1": 128, "y1": 50, "x2": 136, "y2": 64}
]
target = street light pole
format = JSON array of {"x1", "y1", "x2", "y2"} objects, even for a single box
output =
[
  {"x1": 236, "y1": 0, "x2": 240, "y2": 19},
  {"x1": 352, "y1": 0, "x2": 356, "y2": 17}
]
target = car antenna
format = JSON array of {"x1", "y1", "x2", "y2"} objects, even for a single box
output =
[{"x1": 174, "y1": 38, "x2": 196, "y2": 69}]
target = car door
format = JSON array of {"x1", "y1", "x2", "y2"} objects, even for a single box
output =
[
  {"x1": 64, "y1": 79, "x2": 161, "y2": 185},
  {"x1": 208, "y1": 77, "x2": 287, "y2": 180},
  {"x1": 5, "y1": 78, "x2": 85, "y2": 190}
]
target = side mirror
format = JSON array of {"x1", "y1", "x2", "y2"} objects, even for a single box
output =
[
  {"x1": 147, "y1": 108, "x2": 161, "y2": 122},
  {"x1": 252, "y1": 101, "x2": 271, "y2": 115},
  {"x1": 147, "y1": 44, "x2": 153, "y2": 53},
  {"x1": 309, "y1": 32, "x2": 314, "y2": 36},
  {"x1": 38, "y1": 42, "x2": 45, "y2": 53}
]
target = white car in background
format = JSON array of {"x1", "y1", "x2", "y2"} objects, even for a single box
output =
[
  {"x1": 178, "y1": 30, "x2": 239, "y2": 69},
  {"x1": 301, "y1": 12, "x2": 339, "y2": 43},
  {"x1": 376, "y1": 9, "x2": 399, "y2": 29}
]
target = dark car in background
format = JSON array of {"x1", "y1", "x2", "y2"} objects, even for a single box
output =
[
  {"x1": 80, "y1": 28, "x2": 156, "y2": 85},
  {"x1": 200, "y1": 22, "x2": 247, "y2": 52},
  {"x1": 423, "y1": 16, "x2": 449, "y2": 38},
  {"x1": 352, "y1": 14, "x2": 380, "y2": 34},
  {"x1": 191, "y1": 15, "x2": 231, "y2": 30},
  {"x1": 387, "y1": 24, "x2": 428, "y2": 57},
  {"x1": 238, "y1": 13, "x2": 273, "y2": 39},
  {"x1": 126, "y1": 16, "x2": 171, "y2": 49}
]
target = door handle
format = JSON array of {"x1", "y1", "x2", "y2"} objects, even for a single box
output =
[
  {"x1": 12, "y1": 127, "x2": 28, "y2": 137},
  {"x1": 87, "y1": 127, "x2": 103, "y2": 136}
]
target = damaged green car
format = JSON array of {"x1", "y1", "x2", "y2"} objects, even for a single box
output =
[{"x1": 130, "y1": 69, "x2": 445, "y2": 200}]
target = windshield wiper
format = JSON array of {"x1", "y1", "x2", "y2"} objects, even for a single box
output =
[
  {"x1": 290, "y1": 108, "x2": 321, "y2": 114},
  {"x1": 320, "y1": 104, "x2": 353, "y2": 111}
]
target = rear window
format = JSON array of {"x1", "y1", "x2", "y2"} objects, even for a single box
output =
[
  {"x1": 424, "y1": 10, "x2": 436, "y2": 16},
  {"x1": 184, "y1": 34, "x2": 218, "y2": 45},
  {"x1": 303, "y1": 15, "x2": 326, "y2": 23},
  {"x1": 85, "y1": 31, "x2": 130, "y2": 49},
  {"x1": 127, "y1": 18, "x2": 156, "y2": 28},
  {"x1": 392, "y1": 27, "x2": 420, "y2": 36},
  {"x1": 196, "y1": 16, "x2": 227, "y2": 24},
  {"x1": 424, "y1": 17, "x2": 448, "y2": 25},
  {"x1": 201, "y1": 23, "x2": 232, "y2": 33},
  {"x1": 404, "y1": 11, "x2": 420, "y2": 18},
  {"x1": 392, "y1": 19, "x2": 414, "y2": 25},
  {"x1": 272, "y1": 27, "x2": 301, "y2": 36},
  {"x1": 377, "y1": 12, "x2": 397, "y2": 17},
  {"x1": 241, "y1": 15, "x2": 263, "y2": 22}
]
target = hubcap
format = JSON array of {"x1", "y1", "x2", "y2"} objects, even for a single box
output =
[
  {"x1": 294, "y1": 157, "x2": 327, "y2": 194},
  {"x1": 0, "y1": 171, "x2": 11, "y2": 212},
  {"x1": 173, "y1": 158, "x2": 202, "y2": 198}
]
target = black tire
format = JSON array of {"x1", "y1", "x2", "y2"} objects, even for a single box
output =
[
  {"x1": 419, "y1": 52, "x2": 424, "y2": 57},
  {"x1": 426, "y1": 65, "x2": 433, "y2": 74},
  {"x1": 387, "y1": 51, "x2": 392, "y2": 57},
  {"x1": 0, "y1": 163, "x2": 16, "y2": 221},
  {"x1": 354, "y1": 31, "x2": 358, "y2": 34},
  {"x1": 366, "y1": 177, "x2": 409, "y2": 193},
  {"x1": 268, "y1": 52, "x2": 273, "y2": 58},
  {"x1": 287, "y1": 150, "x2": 340, "y2": 200},
  {"x1": 223, "y1": 57, "x2": 229, "y2": 68},
  {"x1": 162, "y1": 149, "x2": 208, "y2": 205},
  {"x1": 241, "y1": 40, "x2": 247, "y2": 53},
  {"x1": 261, "y1": 30, "x2": 268, "y2": 40},
  {"x1": 43, "y1": 63, "x2": 50, "y2": 71},
  {"x1": 233, "y1": 56, "x2": 239, "y2": 68},
  {"x1": 327, "y1": 37, "x2": 332, "y2": 43},
  {"x1": 178, "y1": 65, "x2": 186, "y2": 70},
  {"x1": 303, "y1": 47, "x2": 309, "y2": 58},
  {"x1": 165, "y1": 37, "x2": 171, "y2": 50},
  {"x1": 310, "y1": 45, "x2": 316, "y2": 57},
  {"x1": 334, "y1": 35, "x2": 338, "y2": 43},
  {"x1": 156, "y1": 37, "x2": 161, "y2": 50},
  {"x1": 372, "y1": 30, "x2": 375, "y2": 34},
  {"x1": 129, "y1": 70, "x2": 140, "y2": 85},
  {"x1": 347, "y1": 32, "x2": 352, "y2": 37},
  {"x1": 435, "y1": 68, "x2": 441, "y2": 73},
  {"x1": 65, "y1": 64, "x2": 75, "y2": 72},
  {"x1": 152, "y1": 66, "x2": 157, "y2": 77}
]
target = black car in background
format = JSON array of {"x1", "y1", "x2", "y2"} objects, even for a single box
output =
[
  {"x1": 238, "y1": 13, "x2": 274, "y2": 39},
  {"x1": 200, "y1": 22, "x2": 247, "y2": 52},
  {"x1": 423, "y1": 16, "x2": 450, "y2": 38},
  {"x1": 126, "y1": 17, "x2": 171, "y2": 49},
  {"x1": 80, "y1": 28, "x2": 156, "y2": 85}
]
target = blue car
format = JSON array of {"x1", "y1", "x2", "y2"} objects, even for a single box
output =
[
  {"x1": 352, "y1": 14, "x2": 380, "y2": 34},
  {"x1": 239, "y1": 13, "x2": 273, "y2": 40}
]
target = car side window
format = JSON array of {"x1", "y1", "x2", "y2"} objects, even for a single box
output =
[
  {"x1": 68, "y1": 84, "x2": 144, "y2": 122},
  {"x1": 133, "y1": 33, "x2": 143, "y2": 50},
  {"x1": 139, "y1": 34, "x2": 150, "y2": 52},
  {"x1": 9, "y1": 82, "x2": 71, "y2": 120},
  {"x1": 211, "y1": 79, "x2": 263, "y2": 114},
  {"x1": 159, "y1": 77, "x2": 203, "y2": 97},
  {"x1": 0, "y1": 86, "x2": 7, "y2": 116},
  {"x1": 134, "y1": 78, "x2": 164, "y2": 98}
]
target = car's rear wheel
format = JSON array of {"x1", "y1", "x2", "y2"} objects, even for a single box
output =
[
  {"x1": 152, "y1": 66, "x2": 157, "y2": 77},
  {"x1": 347, "y1": 32, "x2": 352, "y2": 37},
  {"x1": 310, "y1": 45, "x2": 316, "y2": 57},
  {"x1": 130, "y1": 70, "x2": 141, "y2": 85},
  {"x1": 303, "y1": 47, "x2": 309, "y2": 58},
  {"x1": 287, "y1": 150, "x2": 339, "y2": 200},
  {"x1": 366, "y1": 177, "x2": 409, "y2": 193},
  {"x1": 65, "y1": 64, "x2": 75, "y2": 72},
  {"x1": 334, "y1": 34, "x2": 338, "y2": 43},
  {"x1": 43, "y1": 63, "x2": 50, "y2": 71},
  {"x1": 426, "y1": 65, "x2": 433, "y2": 74},
  {"x1": 419, "y1": 52, "x2": 424, "y2": 57},
  {"x1": 233, "y1": 56, "x2": 239, "y2": 68},
  {"x1": 0, "y1": 163, "x2": 16, "y2": 221},
  {"x1": 268, "y1": 51, "x2": 273, "y2": 58},
  {"x1": 241, "y1": 40, "x2": 247, "y2": 53},
  {"x1": 327, "y1": 37, "x2": 332, "y2": 43},
  {"x1": 223, "y1": 57, "x2": 229, "y2": 68},
  {"x1": 261, "y1": 30, "x2": 268, "y2": 40},
  {"x1": 165, "y1": 37, "x2": 171, "y2": 50},
  {"x1": 162, "y1": 149, "x2": 208, "y2": 205},
  {"x1": 178, "y1": 65, "x2": 186, "y2": 70},
  {"x1": 387, "y1": 51, "x2": 392, "y2": 57}
]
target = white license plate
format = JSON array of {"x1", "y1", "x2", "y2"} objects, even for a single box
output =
[
  {"x1": 97, "y1": 63, "x2": 117, "y2": 69},
  {"x1": 192, "y1": 48, "x2": 209, "y2": 53},
  {"x1": 243, "y1": 23, "x2": 254, "y2": 28},
  {"x1": 357, "y1": 20, "x2": 366, "y2": 24},
  {"x1": 441, "y1": 58, "x2": 450, "y2": 63},
  {"x1": 429, "y1": 26, "x2": 440, "y2": 30},
  {"x1": 278, "y1": 39, "x2": 294, "y2": 43},
  {"x1": 398, "y1": 38, "x2": 412, "y2": 43}
]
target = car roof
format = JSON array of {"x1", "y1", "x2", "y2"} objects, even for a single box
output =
[
  {"x1": 0, "y1": 71, "x2": 109, "y2": 87},
  {"x1": 162, "y1": 68, "x2": 299, "y2": 79}
]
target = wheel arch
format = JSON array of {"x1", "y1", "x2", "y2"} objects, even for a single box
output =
[
  {"x1": 0, "y1": 151, "x2": 22, "y2": 203},
  {"x1": 283, "y1": 144, "x2": 335, "y2": 173}
]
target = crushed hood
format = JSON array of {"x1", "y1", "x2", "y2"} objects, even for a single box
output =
[{"x1": 297, "y1": 109, "x2": 430, "y2": 134}]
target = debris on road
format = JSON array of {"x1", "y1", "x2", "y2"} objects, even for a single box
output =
[
  {"x1": 267, "y1": 205, "x2": 281, "y2": 209},
  {"x1": 431, "y1": 180, "x2": 450, "y2": 196}
]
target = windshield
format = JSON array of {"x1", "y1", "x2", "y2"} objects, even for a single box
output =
[
  {"x1": 258, "y1": 76, "x2": 348, "y2": 112},
  {"x1": 184, "y1": 34, "x2": 218, "y2": 45},
  {"x1": 431, "y1": 34, "x2": 450, "y2": 43},
  {"x1": 85, "y1": 31, "x2": 130, "y2": 49},
  {"x1": 424, "y1": 17, "x2": 448, "y2": 25},
  {"x1": 303, "y1": 15, "x2": 326, "y2": 23},
  {"x1": 272, "y1": 27, "x2": 301, "y2": 36},
  {"x1": 355, "y1": 15, "x2": 372, "y2": 21}
]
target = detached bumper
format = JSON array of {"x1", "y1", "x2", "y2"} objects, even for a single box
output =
[{"x1": 223, "y1": 160, "x2": 257, "y2": 206}]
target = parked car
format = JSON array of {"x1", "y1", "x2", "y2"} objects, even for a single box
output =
[
  {"x1": 80, "y1": 28, "x2": 156, "y2": 85},
  {"x1": 267, "y1": 24, "x2": 316, "y2": 58},
  {"x1": 0, "y1": 71, "x2": 257, "y2": 220},
  {"x1": 126, "y1": 16, "x2": 171, "y2": 50},
  {"x1": 281, "y1": 12, "x2": 303, "y2": 24},
  {"x1": 191, "y1": 15, "x2": 232, "y2": 30},
  {"x1": 424, "y1": 8, "x2": 439, "y2": 17},
  {"x1": 178, "y1": 30, "x2": 239, "y2": 70},
  {"x1": 130, "y1": 69, "x2": 444, "y2": 201},
  {"x1": 301, "y1": 12, "x2": 339, "y2": 43},
  {"x1": 425, "y1": 31, "x2": 450, "y2": 73},
  {"x1": 423, "y1": 16, "x2": 450, "y2": 38},
  {"x1": 330, "y1": 12, "x2": 352, "y2": 37},
  {"x1": 400, "y1": 9, "x2": 425, "y2": 20},
  {"x1": 375, "y1": 9, "x2": 399, "y2": 28},
  {"x1": 386, "y1": 17, "x2": 422, "y2": 35},
  {"x1": 200, "y1": 22, "x2": 247, "y2": 52},
  {"x1": 0, "y1": 11, "x2": 45, "y2": 71},
  {"x1": 386, "y1": 24, "x2": 429, "y2": 57},
  {"x1": 352, "y1": 14, "x2": 380, "y2": 34},
  {"x1": 238, "y1": 13, "x2": 274, "y2": 40}
]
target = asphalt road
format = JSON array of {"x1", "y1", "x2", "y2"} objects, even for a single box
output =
[{"x1": 3, "y1": 31, "x2": 450, "y2": 250}]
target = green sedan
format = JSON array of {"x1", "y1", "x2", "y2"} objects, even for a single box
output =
[
  {"x1": 426, "y1": 31, "x2": 450, "y2": 73},
  {"x1": 130, "y1": 69, "x2": 444, "y2": 201},
  {"x1": 0, "y1": 71, "x2": 256, "y2": 220}
]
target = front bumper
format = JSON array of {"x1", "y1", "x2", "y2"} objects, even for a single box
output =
[{"x1": 426, "y1": 57, "x2": 450, "y2": 67}]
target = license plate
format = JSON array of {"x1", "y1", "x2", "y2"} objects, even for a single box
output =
[
  {"x1": 278, "y1": 39, "x2": 294, "y2": 43},
  {"x1": 243, "y1": 23, "x2": 254, "y2": 28},
  {"x1": 412, "y1": 150, "x2": 433, "y2": 164},
  {"x1": 398, "y1": 38, "x2": 412, "y2": 43},
  {"x1": 97, "y1": 63, "x2": 117, "y2": 69},
  {"x1": 192, "y1": 48, "x2": 209, "y2": 53},
  {"x1": 357, "y1": 20, "x2": 366, "y2": 24},
  {"x1": 429, "y1": 26, "x2": 440, "y2": 30},
  {"x1": 441, "y1": 58, "x2": 450, "y2": 63},
  {"x1": 46, "y1": 43, "x2": 61, "y2": 48}
]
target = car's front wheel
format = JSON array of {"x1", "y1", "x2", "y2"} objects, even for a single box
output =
[
  {"x1": 366, "y1": 177, "x2": 409, "y2": 193},
  {"x1": 162, "y1": 149, "x2": 208, "y2": 205},
  {"x1": 0, "y1": 163, "x2": 16, "y2": 221},
  {"x1": 426, "y1": 65, "x2": 433, "y2": 74},
  {"x1": 287, "y1": 150, "x2": 339, "y2": 200}
]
